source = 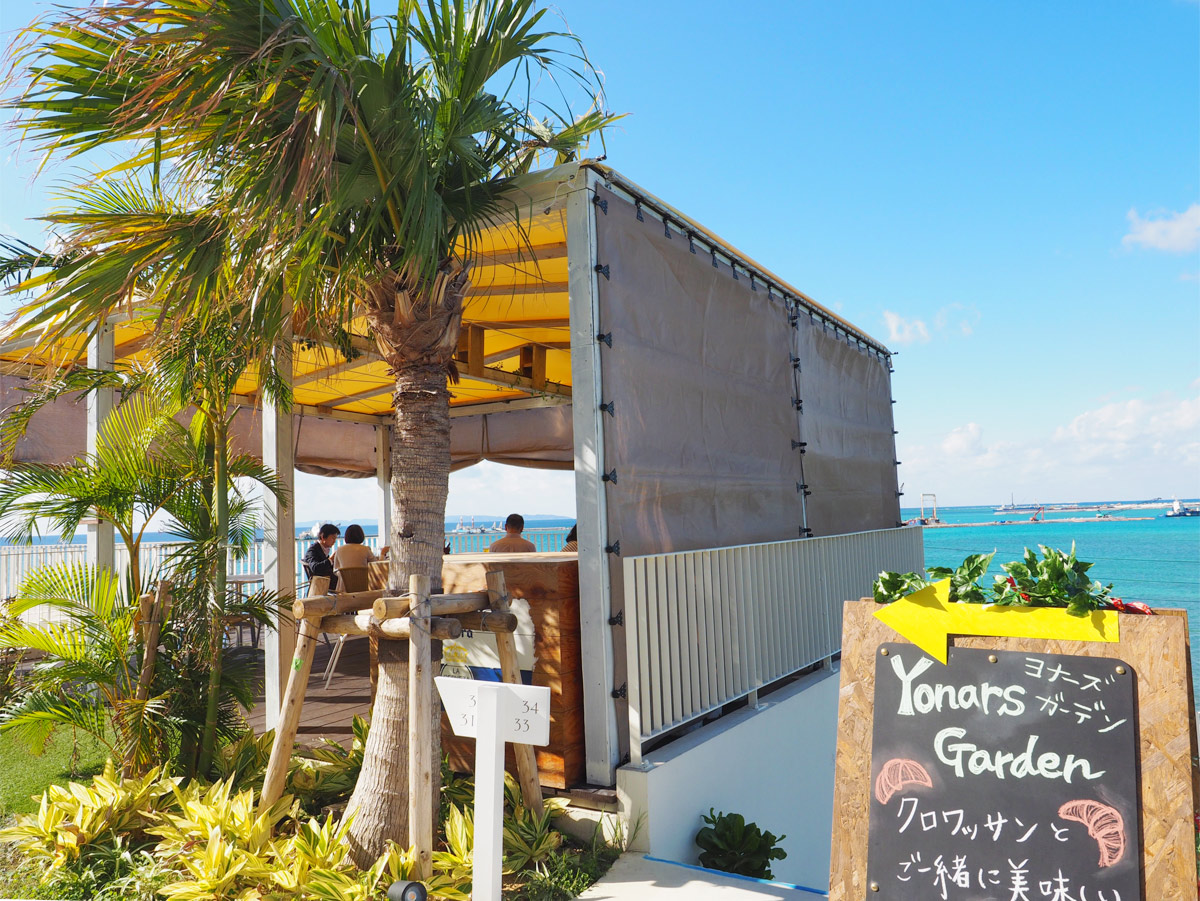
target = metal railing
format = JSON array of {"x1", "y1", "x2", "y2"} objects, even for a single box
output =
[
  {"x1": 2, "y1": 529, "x2": 571, "y2": 622},
  {"x1": 622, "y1": 526, "x2": 925, "y2": 764}
]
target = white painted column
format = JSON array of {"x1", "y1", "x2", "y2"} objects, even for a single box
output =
[
  {"x1": 262, "y1": 337, "x2": 296, "y2": 730},
  {"x1": 376, "y1": 424, "x2": 392, "y2": 549},
  {"x1": 566, "y1": 169, "x2": 620, "y2": 784},
  {"x1": 86, "y1": 324, "x2": 115, "y2": 573}
]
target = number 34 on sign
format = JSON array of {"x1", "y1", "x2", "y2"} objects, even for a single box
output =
[{"x1": 435, "y1": 676, "x2": 551, "y2": 746}]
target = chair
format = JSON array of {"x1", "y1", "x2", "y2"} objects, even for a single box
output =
[{"x1": 320, "y1": 566, "x2": 368, "y2": 688}]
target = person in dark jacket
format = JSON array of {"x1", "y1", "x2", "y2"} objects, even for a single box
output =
[{"x1": 303, "y1": 523, "x2": 341, "y2": 590}]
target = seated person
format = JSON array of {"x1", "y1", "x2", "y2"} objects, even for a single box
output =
[
  {"x1": 487, "y1": 513, "x2": 537, "y2": 553},
  {"x1": 302, "y1": 523, "x2": 340, "y2": 591},
  {"x1": 333, "y1": 523, "x2": 377, "y2": 569},
  {"x1": 562, "y1": 524, "x2": 578, "y2": 552}
]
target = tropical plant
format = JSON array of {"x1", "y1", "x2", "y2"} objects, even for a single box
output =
[
  {"x1": 0, "y1": 565, "x2": 170, "y2": 773},
  {"x1": 0, "y1": 761, "x2": 176, "y2": 876},
  {"x1": 694, "y1": 808, "x2": 787, "y2": 880},
  {"x1": 4, "y1": 0, "x2": 617, "y2": 863},
  {"x1": 991, "y1": 543, "x2": 1114, "y2": 615},
  {"x1": 0, "y1": 393, "x2": 202, "y2": 597},
  {"x1": 874, "y1": 544, "x2": 1115, "y2": 617},
  {"x1": 873, "y1": 551, "x2": 996, "y2": 605}
]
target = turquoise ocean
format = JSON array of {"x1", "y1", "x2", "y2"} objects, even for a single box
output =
[{"x1": 901, "y1": 502, "x2": 1200, "y2": 701}]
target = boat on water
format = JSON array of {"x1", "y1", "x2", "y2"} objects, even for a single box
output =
[{"x1": 1165, "y1": 499, "x2": 1200, "y2": 518}]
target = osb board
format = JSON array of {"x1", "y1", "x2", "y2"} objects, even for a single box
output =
[
  {"x1": 441, "y1": 554, "x2": 579, "y2": 601},
  {"x1": 829, "y1": 600, "x2": 1199, "y2": 901},
  {"x1": 438, "y1": 555, "x2": 587, "y2": 789}
]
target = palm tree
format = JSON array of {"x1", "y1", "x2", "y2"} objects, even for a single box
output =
[{"x1": 4, "y1": 0, "x2": 615, "y2": 863}]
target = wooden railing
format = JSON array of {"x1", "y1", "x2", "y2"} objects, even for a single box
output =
[{"x1": 621, "y1": 527, "x2": 925, "y2": 764}]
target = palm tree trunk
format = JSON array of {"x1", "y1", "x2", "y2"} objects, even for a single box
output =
[
  {"x1": 344, "y1": 359, "x2": 449, "y2": 866},
  {"x1": 197, "y1": 418, "x2": 229, "y2": 775}
]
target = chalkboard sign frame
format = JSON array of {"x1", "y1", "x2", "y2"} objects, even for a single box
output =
[{"x1": 829, "y1": 602, "x2": 1199, "y2": 901}]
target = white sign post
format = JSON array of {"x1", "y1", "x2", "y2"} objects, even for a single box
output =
[{"x1": 436, "y1": 676, "x2": 551, "y2": 901}]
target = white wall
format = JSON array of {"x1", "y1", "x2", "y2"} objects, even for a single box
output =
[{"x1": 617, "y1": 666, "x2": 840, "y2": 893}]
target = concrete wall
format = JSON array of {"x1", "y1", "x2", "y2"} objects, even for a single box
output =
[{"x1": 616, "y1": 666, "x2": 840, "y2": 892}]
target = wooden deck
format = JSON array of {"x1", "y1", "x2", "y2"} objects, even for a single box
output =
[{"x1": 243, "y1": 635, "x2": 373, "y2": 744}]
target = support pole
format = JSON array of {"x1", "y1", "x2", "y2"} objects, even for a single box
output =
[
  {"x1": 473, "y1": 683, "x2": 506, "y2": 901},
  {"x1": 263, "y1": 335, "x2": 296, "y2": 730},
  {"x1": 486, "y1": 571, "x2": 543, "y2": 814},
  {"x1": 86, "y1": 324, "x2": 115, "y2": 575},
  {"x1": 376, "y1": 425, "x2": 392, "y2": 550},
  {"x1": 408, "y1": 574, "x2": 433, "y2": 880},
  {"x1": 260, "y1": 575, "x2": 328, "y2": 808},
  {"x1": 566, "y1": 171, "x2": 620, "y2": 784}
]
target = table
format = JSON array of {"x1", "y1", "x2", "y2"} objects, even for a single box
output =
[{"x1": 225, "y1": 572, "x2": 265, "y2": 647}]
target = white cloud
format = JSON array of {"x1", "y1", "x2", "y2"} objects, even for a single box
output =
[
  {"x1": 933, "y1": 303, "x2": 981, "y2": 337},
  {"x1": 1122, "y1": 203, "x2": 1200, "y2": 253},
  {"x1": 897, "y1": 388, "x2": 1200, "y2": 505},
  {"x1": 1180, "y1": 271, "x2": 1199, "y2": 282},
  {"x1": 941, "y1": 422, "x2": 986, "y2": 458},
  {"x1": 883, "y1": 311, "x2": 930, "y2": 345}
]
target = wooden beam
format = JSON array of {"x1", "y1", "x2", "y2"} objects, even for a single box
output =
[
  {"x1": 316, "y1": 611, "x2": 462, "y2": 640},
  {"x1": 293, "y1": 352, "x2": 383, "y2": 388},
  {"x1": 409, "y1": 573, "x2": 434, "y2": 880},
  {"x1": 483, "y1": 341, "x2": 570, "y2": 367},
  {"x1": 467, "y1": 324, "x2": 485, "y2": 378},
  {"x1": 467, "y1": 318, "x2": 570, "y2": 330},
  {"x1": 260, "y1": 574, "x2": 329, "y2": 808},
  {"x1": 448, "y1": 395, "x2": 571, "y2": 418},
  {"x1": 475, "y1": 242, "x2": 568, "y2": 268},
  {"x1": 463, "y1": 282, "x2": 568, "y2": 298},
  {"x1": 231, "y1": 392, "x2": 388, "y2": 425}
]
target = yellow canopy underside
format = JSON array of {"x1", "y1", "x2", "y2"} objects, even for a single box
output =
[{"x1": 0, "y1": 209, "x2": 573, "y2": 419}]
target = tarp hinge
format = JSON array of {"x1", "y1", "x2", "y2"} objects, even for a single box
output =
[
  {"x1": 610, "y1": 682, "x2": 627, "y2": 699},
  {"x1": 596, "y1": 332, "x2": 613, "y2": 347},
  {"x1": 892, "y1": 429, "x2": 899, "y2": 435},
  {"x1": 594, "y1": 263, "x2": 610, "y2": 280},
  {"x1": 800, "y1": 526, "x2": 813, "y2": 538},
  {"x1": 790, "y1": 354, "x2": 802, "y2": 370},
  {"x1": 602, "y1": 468, "x2": 618, "y2": 484},
  {"x1": 687, "y1": 232, "x2": 697, "y2": 254},
  {"x1": 710, "y1": 248, "x2": 719, "y2": 269},
  {"x1": 607, "y1": 610, "x2": 624, "y2": 627},
  {"x1": 663, "y1": 217, "x2": 672, "y2": 239},
  {"x1": 605, "y1": 540, "x2": 621, "y2": 556},
  {"x1": 635, "y1": 200, "x2": 644, "y2": 221},
  {"x1": 599, "y1": 400, "x2": 616, "y2": 417},
  {"x1": 593, "y1": 195, "x2": 608, "y2": 215},
  {"x1": 731, "y1": 263, "x2": 739, "y2": 281},
  {"x1": 792, "y1": 398, "x2": 804, "y2": 412},
  {"x1": 896, "y1": 490, "x2": 905, "y2": 497},
  {"x1": 891, "y1": 398, "x2": 897, "y2": 405},
  {"x1": 750, "y1": 274, "x2": 757, "y2": 292},
  {"x1": 797, "y1": 483, "x2": 812, "y2": 497},
  {"x1": 792, "y1": 440, "x2": 807, "y2": 452},
  {"x1": 788, "y1": 313, "x2": 799, "y2": 327},
  {"x1": 894, "y1": 460, "x2": 902, "y2": 466}
]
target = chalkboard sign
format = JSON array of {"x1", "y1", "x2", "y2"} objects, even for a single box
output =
[{"x1": 866, "y1": 644, "x2": 1141, "y2": 900}]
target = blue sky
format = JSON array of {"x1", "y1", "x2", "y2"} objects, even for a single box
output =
[{"x1": 2, "y1": 0, "x2": 1197, "y2": 519}]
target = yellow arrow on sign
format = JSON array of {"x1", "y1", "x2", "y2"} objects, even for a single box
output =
[{"x1": 873, "y1": 580, "x2": 1120, "y2": 664}]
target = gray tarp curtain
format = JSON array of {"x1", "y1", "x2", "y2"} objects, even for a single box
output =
[
  {"x1": 591, "y1": 187, "x2": 900, "y2": 749},
  {"x1": 0, "y1": 375, "x2": 382, "y2": 478}
]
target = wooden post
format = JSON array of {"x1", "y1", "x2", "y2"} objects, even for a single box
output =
[
  {"x1": 260, "y1": 575, "x2": 328, "y2": 808},
  {"x1": 408, "y1": 574, "x2": 434, "y2": 880},
  {"x1": 135, "y1": 581, "x2": 171, "y2": 703},
  {"x1": 486, "y1": 570, "x2": 544, "y2": 814}
]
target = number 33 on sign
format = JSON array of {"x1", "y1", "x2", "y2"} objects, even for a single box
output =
[{"x1": 435, "y1": 677, "x2": 551, "y2": 746}]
